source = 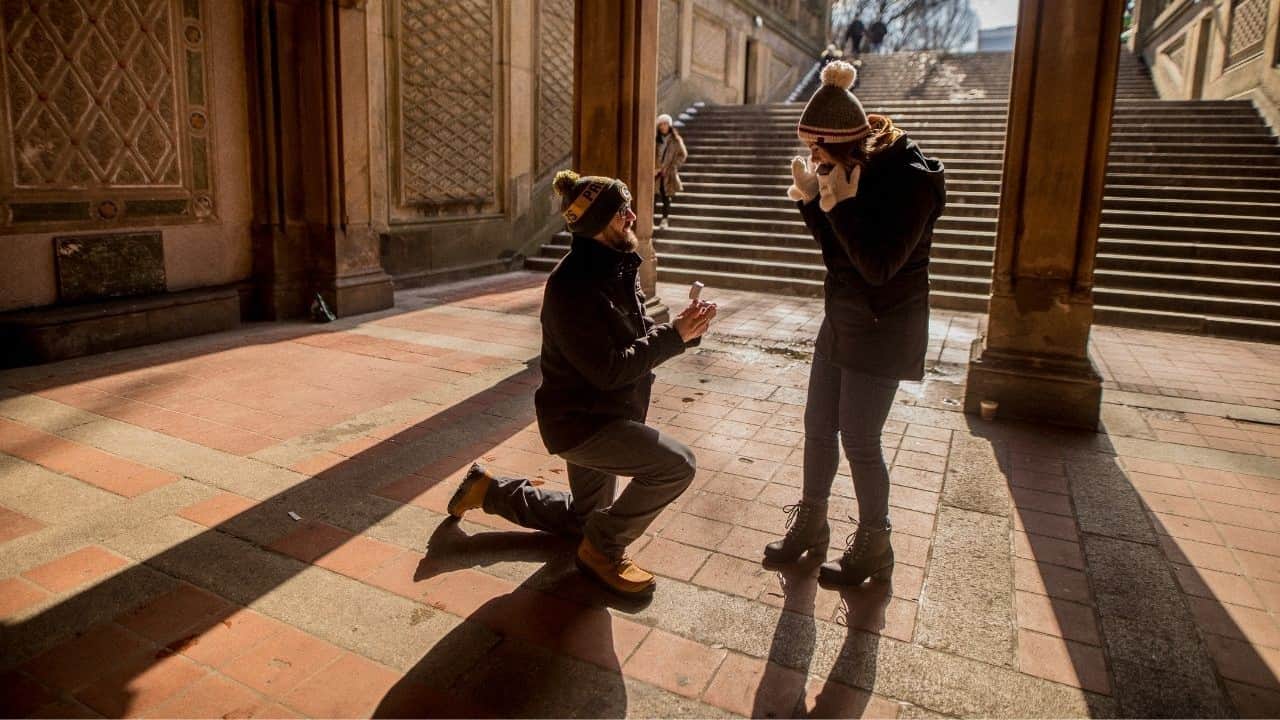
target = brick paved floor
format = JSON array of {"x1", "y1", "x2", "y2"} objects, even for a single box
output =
[{"x1": 1, "y1": 272, "x2": 1279, "y2": 718}]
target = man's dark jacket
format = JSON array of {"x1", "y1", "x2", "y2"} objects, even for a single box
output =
[
  {"x1": 797, "y1": 135, "x2": 946, "y2": 381},
  {"x1": 535, "y1": 236, "x2": 687, "y2": 454}
]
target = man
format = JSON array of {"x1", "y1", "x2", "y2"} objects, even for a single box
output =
[{"x1": 447, "y1": 170, "x2": 715, "y2": 597}]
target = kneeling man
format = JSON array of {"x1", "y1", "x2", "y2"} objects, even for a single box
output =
[{"x1": 448, "y1": 170, "x2": 715, "y2": 596}]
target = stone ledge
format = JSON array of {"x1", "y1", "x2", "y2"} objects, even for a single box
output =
[{"x1": 0, "y1": 286, "x2": 240, "y2": 368}]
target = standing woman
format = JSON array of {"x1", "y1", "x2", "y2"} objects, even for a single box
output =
[
  {"x1": 763, "y1": 61, "x2": 945, "y2": 587},
  {"x1": 655, "y1": 114, "x2": 687, "y2": 230}
]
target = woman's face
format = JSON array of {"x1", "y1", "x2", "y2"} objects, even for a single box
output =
[
  {"x1": 808, "y1": 142, "x2": 838, "y2": 168},
  {"x1": 658, "y1": 121, "x2": 671, "y2": 134}
]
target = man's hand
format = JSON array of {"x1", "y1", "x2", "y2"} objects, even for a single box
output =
[{"x1": 673, "y1": 300, "x2": 717, "y2": 342}]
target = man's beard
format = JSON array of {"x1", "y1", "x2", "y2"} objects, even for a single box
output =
[{"x1": 600, "y1": 225, "x2": 639, "y2": 253}]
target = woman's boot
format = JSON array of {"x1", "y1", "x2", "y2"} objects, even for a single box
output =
[
  {"x1": 819, "y1": 520, "x2": 893, "y2": 587},
  {"x1": 763, "y1": 502, "x2": 830, "y2": 563}
]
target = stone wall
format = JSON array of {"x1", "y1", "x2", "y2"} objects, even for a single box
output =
[
  {"x1": 0, "y1": 0, "x2": 253, "y2": 313},
  {"x1": 657, "y1": 0, "x2": 827, "y2": 115},
  {"x1": 1132, "y1": 0, "x2": 1280, "y2": 129}
]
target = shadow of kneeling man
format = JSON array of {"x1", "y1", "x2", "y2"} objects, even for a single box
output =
[{"x1": 374, "y1": 520, "x2": 649, "y2": 718}]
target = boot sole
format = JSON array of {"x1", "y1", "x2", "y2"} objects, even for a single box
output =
[
  {"x1": 817, "y1": 564, "x2": 894, "y2": 589},
  {"x1": 446, "y1": 468, "x2": 485, "y2": 518},
  {"x1": 575, "y1": 557, "x2": 656, "y2": 597},
  {"x1": 762, "y1": 541, "x2": 829, "y2": 566}
]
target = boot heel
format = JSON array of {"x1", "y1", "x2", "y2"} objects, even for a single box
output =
[{"x1": 870, "y1": 564, "x2": 894, "y2": 582}]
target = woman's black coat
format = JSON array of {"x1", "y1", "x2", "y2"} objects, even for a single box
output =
[{"x1": 797, "y1": 135, "x2": 946, "y2": 381}]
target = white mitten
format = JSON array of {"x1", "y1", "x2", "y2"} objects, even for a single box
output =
[
  {"x1": 818, "y1": 163, "x2": 862, "y2": 212},
  {"x1": 787, "y1": 156, "x2": 819, "y2": 203}
]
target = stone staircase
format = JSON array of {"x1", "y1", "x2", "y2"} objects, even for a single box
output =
[{"x1": 527, "y1": 51, "x2": 1280, "y2": 340}]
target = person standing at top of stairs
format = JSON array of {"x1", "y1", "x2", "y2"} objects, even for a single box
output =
[
  {"x1": 763, "y1": 60, "x2": 947, "y2": 588},
  {"x1": 655, "y1": 114, "x2": 688, "y2": 230}
]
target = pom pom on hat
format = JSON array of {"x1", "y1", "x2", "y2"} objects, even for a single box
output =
[
  {"x1": 797, "y1": 61, "x2": 870, "y2": 145},
  {"x1": 553, "y1": 169, "x2": 580, "y2": 199},
  {"x1": 821, "y1": 61, "x2": 857, "y2": 90}
]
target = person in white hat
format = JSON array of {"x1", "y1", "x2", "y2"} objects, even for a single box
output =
[
  {"x1": 654, "y1": 114, "x2": 687, "y2": 230},
  {"x1": 763, "y1": 60, "x2": 946, "y2": 588}
]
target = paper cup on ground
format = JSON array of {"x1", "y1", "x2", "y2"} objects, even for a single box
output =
[{"x1": 979, "y1": 400, "x2": 998, "y2": 421}]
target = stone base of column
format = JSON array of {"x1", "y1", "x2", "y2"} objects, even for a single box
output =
[
  {"x1": 324, "y1": 269, "x2": 395, "y2": 318},
  {"x1": 645, "y1": 296, "x2": 670, "y2": 324},
  {"x1": 964, "y1": 338, "x2": 1102, "y2": 430}
]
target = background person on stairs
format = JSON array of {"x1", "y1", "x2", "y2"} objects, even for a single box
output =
[
  {"x1": 765, "y1": 60, "x2": 946, "y2": 588},
  {"x1": 655, "y1": 114, "x2": 687, "y2": 230},
  {"x1": 448, "y1": 170, "x2": 716, "y2": 598}
]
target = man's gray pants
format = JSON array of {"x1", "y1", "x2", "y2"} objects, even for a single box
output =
[{"x1": 481, "y1": 419, "x2": 696, "y2": 559}]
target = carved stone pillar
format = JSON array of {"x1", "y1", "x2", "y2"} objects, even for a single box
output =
[
  {"x1": 963, "y1": 0, "x2": 1124, "y2": 430},
  {"x1": 246, "y1": 0, "x2": 393, "y2": 320},
  {"x1": 574, "y1": 0, "x2": 668, "y2": 321}
]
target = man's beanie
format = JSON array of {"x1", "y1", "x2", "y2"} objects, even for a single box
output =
[
  {"x1": 553, "y1": 170, "x2": 632, "y2": 237},
  {"x1": 797, "y1": 61, "x2": 870, "y2": 145}
]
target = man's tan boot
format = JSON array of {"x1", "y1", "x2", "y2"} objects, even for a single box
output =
[
  {"x1": 575, "y1": 537, "x2": 656, "y2": 596},
  {"x1": 447, "y1": 464, "x2": 495, "y2": 519}
]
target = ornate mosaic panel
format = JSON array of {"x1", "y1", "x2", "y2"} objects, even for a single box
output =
[
  {"x1": 691, "y1": 11, "x2": 728, "y2": 82},
  {"x1": 1227, "y1": 0, "x2": 1267, "y2": 66},
  {"x1": 536, "y1": 0, "x2": 572, "y2": 177},
  {"x1": 0, "y1": 0, "x2": 212, "y2": 229},
  {"x1": 659, "y1": 0, "x2": 679, "y2": 84},
  {"x1": 394, "y1": 0, "x2": 497, "y2": 216}
]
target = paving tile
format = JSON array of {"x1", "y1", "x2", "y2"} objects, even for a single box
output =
[
  {"x1": 1187, "y1": 596, "x2": 1280, "y2": 649},
  {"x1": 23, "y1": 623, "x2": 156, "y2": 693},
  {"x1": 115, "y1": 583, "x2": 233, "y2": 646},
  {"x1": 1014, "y1": 558, "x2": 1092, "y2": 605},
  {"x1": 1014, "y1": 532, "x2": 1085, "y2": 571},
  {"x1": 266, "y1": 520, "x2": 353, "y2": 564},
  {"x1": 0, "y1": 505, "x2": 45, "y2": 543},
  {"x1": 169, "y1": 608, "x2": 292, "y2": 669},
  {"x1": 75, "y1": 650, "x2": 208, "y2": 718},
  {"x1": 1017, "y1": 629, "x2": 1110, "y2": 695},
  {"x1": 221, "y1": 625, "x2": 344, "y2": 696},
  {"x1": 1225, "y1": 679, "x2": 1280, "y2": 719},
  {"x1": 0, "y1": 577, "x2": 49, "y2": 618},
  {"x1": 803, "y1": 677, "x2": 902, "y2": 719},
  {"x1": 660, "y1": 512, "x2": 735, "y2": 550},
  {"x1": 1160, "y1": 535, "x2": 1242, "y2": 574},
  {"x1": 176, "y1": 492, "x2": 258, "y2": 528},
  {"x1": 692, "y1": 552, "x2": 772, "y2": 600},
  {"x1": 701, "y1": 652, "x2": 807, "y2": 718},
  {"x1": 22, "y1": 545, "x2": 130, "y2": 593},
  {"x1": 1013, "y1": 509, "x2": 1079, "y2": 542},
  {"x1": 633, "y1": 536, "x2": 711, "y2": 581},
  {"x1": 280, "y1": 651, "x2": 402, "y2": 717},
  {"x1": 1204, "y1": 634, "x2": 1280, "y2": 690},
  {"x1": 623, "y1": 629, "x2": 727, "y2": 699},
  {"x1": 0, "y1": 670, "x2": 59, "y2": 718},
  {"x1": 0, "y1": 418, "x2": 180, "y2": 497},
  {"x1": 1015, "y1": 591, "x2": 1101, "y2": 645},
  {"x1": 141, "y1": 672, "x2": 269, "y2": 719},
  {"x1": 1220, "y1": 524, "x2": 1280, "y2": 558},
  {"x1": 1173, "y1": 565, "x2": 1265, "y2": 610}
]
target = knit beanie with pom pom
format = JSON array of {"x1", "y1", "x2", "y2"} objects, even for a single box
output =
[
  {"x1": 553, "y1": 170, "x2": 632, "y2": 238},
  {"x1": 797, "y1": 60, "x2": 870, "y2": 145}
]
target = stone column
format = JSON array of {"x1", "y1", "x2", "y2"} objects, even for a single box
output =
[
  {"x1": 574, "y1": 0, "x2": 669, "y2": 320},
  {"x1": 246, "y1": 0, "x2": 393, "y2": 320},
  {"x1": 963, "y1": 0, "x2": 1125, "y2": 430}
]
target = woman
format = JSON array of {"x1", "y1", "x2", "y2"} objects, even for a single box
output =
[
  {"x1": 655, "y1": 114, "x2": 687, "y2": 230},
  {"x1": 763, "y1": 60, "x2": 945, "y2": 587}
]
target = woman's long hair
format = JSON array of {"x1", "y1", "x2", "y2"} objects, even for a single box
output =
[{"x1": 818, "y1": 114, "x2": 903, "y2": 169}]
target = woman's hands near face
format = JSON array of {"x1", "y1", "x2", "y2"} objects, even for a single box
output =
[
  {"x1": 818, "y1": 163, "x2": 861, "y2": 212},
  {"x1": 788, "y1": 156, "x2": 820, "y2": 203}
]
